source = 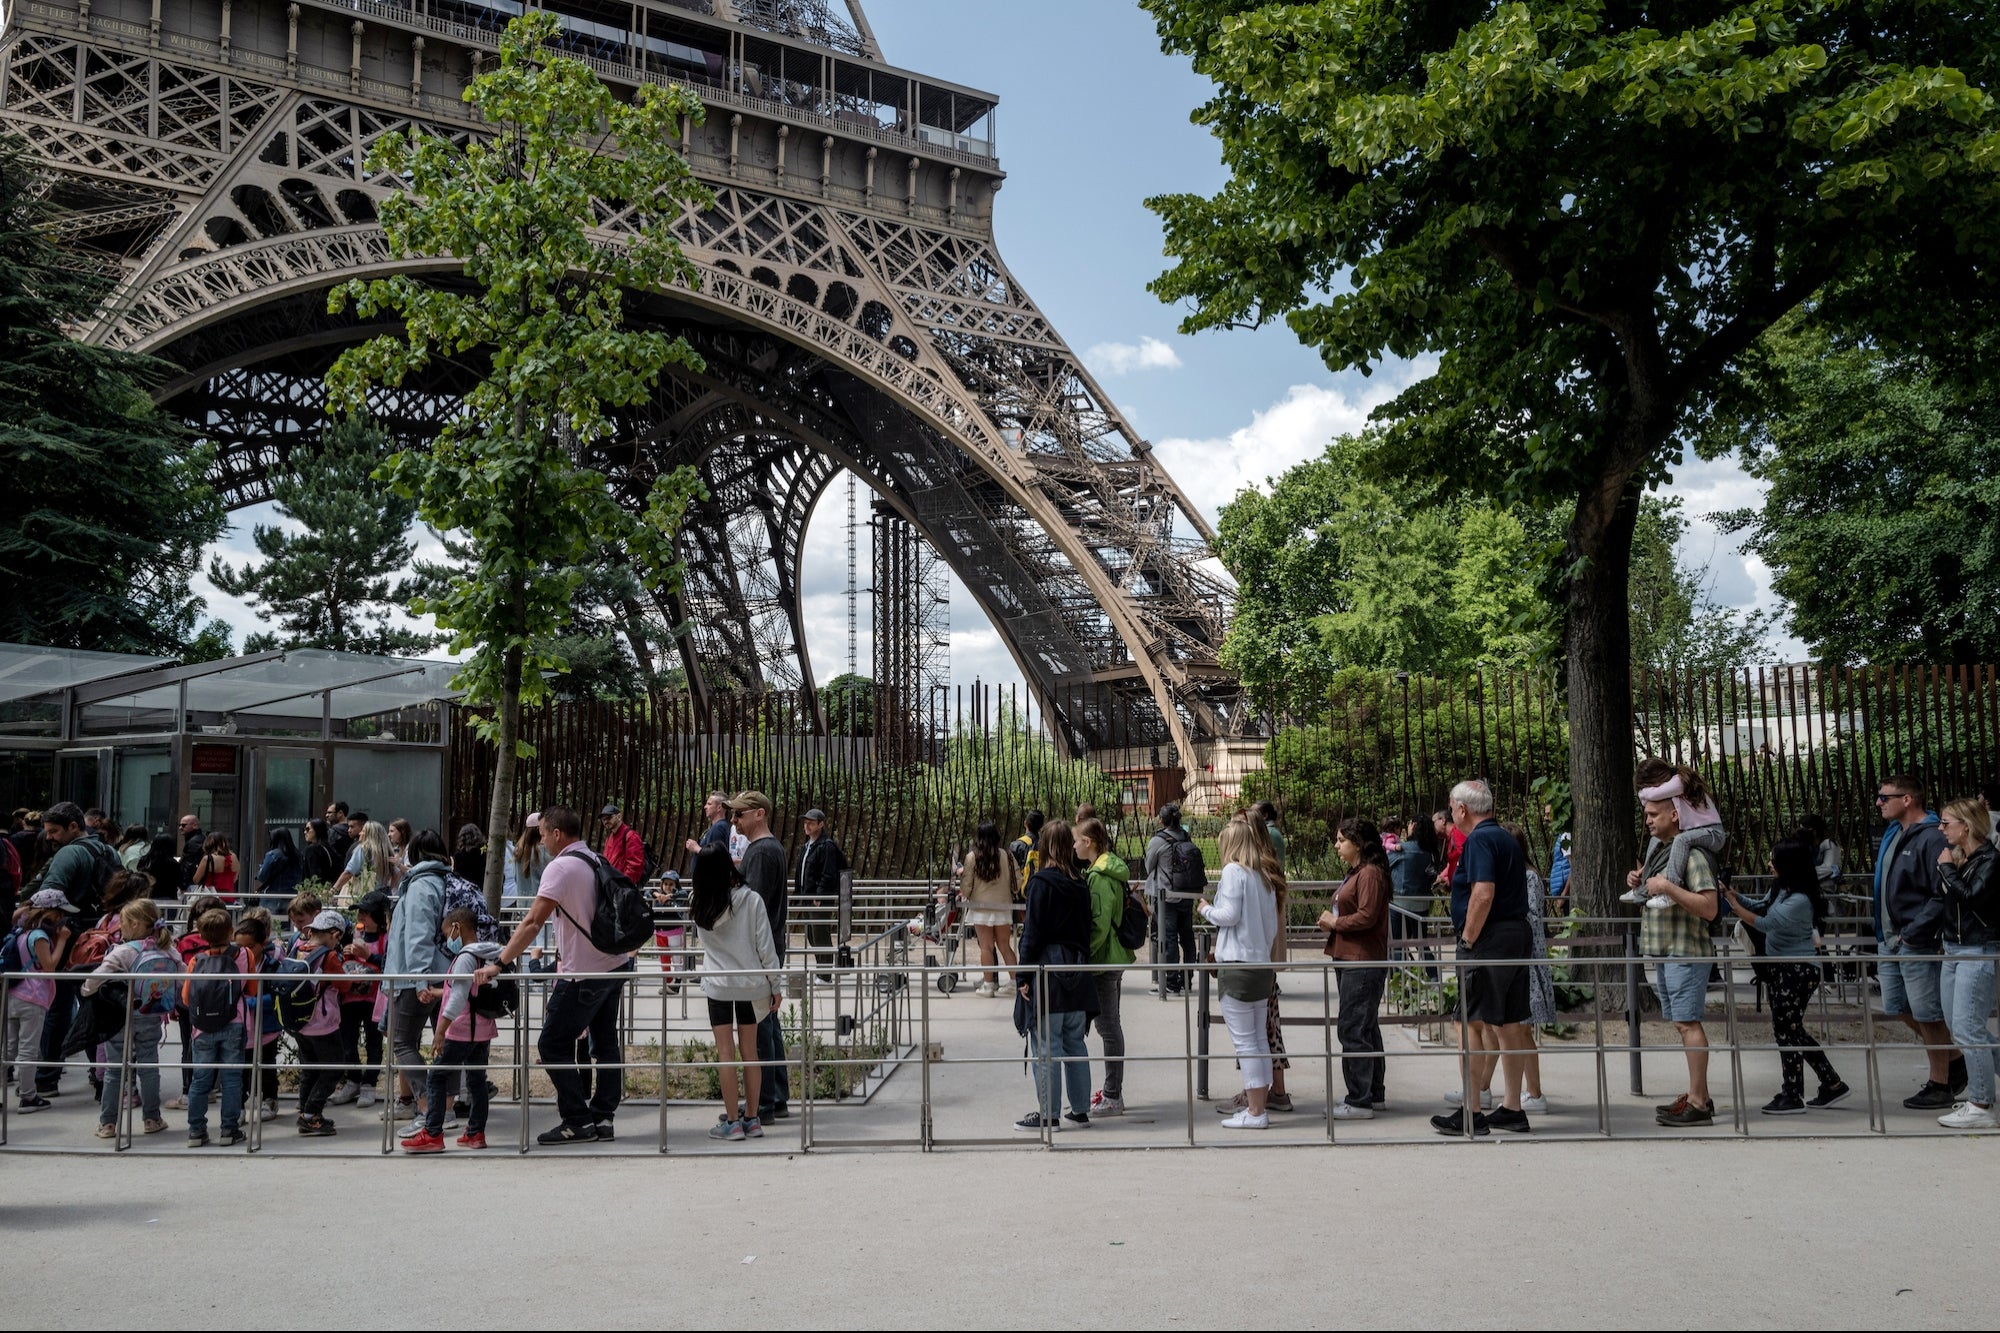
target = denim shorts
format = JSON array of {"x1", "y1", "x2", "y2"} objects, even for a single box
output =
[
  {"x1": 1879, "y1": 938, "x2": 1944, "y2": 1023},
  {"x1": 1652, "y1": 960, "x2": 1713, "y2": 1024}
]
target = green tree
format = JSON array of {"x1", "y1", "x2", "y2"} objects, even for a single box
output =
[
  {"x1": 1144, "y1": 1, "x2": 2000, "y2": 913},
  {"x1": 325, "y1": 13, "x2": 708, "y2": 907},
  {"x1": 0, "y1": 138, "x2": 228, "y2": 655},
  {"x1": 1628, "y1": 497, "x2": 1776, "y2": 673},
  {"x1": 1709, "y1": 322, "x2": 2000, "y2": 664},
  {"x1": 207, "y1": 416, "x2": 437, "y2": 656},
  {"x1": 819, "y1": 673, "x2": 875, "y2": 735}
]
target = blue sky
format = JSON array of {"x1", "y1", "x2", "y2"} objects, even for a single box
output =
[{"x1": 193, "y1": 0, "x2": 1799, "y2": 682}]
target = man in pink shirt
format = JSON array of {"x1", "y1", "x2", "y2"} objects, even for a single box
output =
[
  {"x1": 600, "y1": 803, "x2": 646, "y2": 883},
  {"x1": 484, "y1": 806, "x2": 634, "y2": 1145}
]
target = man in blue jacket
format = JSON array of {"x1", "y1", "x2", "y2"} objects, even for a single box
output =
[{"x1": 1873, "y1": 773, "x2": 1964, "y2": 1110}]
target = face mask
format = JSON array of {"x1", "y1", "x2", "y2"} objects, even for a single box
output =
[
  {"x1": 359, "y1": 928, "x2": 380, "y2": 942},
  {"x1": 444, "y1": 937, "x2": 464, "y2": 956}
]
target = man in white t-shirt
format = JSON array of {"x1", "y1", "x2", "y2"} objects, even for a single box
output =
[{"x1": 484, "y1": 805, "x2": 634, "y2": 1146}]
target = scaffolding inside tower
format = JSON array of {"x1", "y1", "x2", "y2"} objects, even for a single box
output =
[{"x1": 872, "y1": 501, "x2": 949, "y2": 764}]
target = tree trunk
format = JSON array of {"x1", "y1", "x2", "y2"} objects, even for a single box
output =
[
  {"x1": 1564, "y1": 476, "x2": 1643, "y2": 922},
  {"x1": 482, "y1": 639, "x2": 524, "y2": 915}
]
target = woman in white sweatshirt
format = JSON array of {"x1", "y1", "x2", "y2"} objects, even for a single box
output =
[
  {"x1": 690, "y1": 845, "x2": 783, "y2": 1142},
  {"x1": 1199, "y1": 817, "x2": 1281, "y2": 1129}
]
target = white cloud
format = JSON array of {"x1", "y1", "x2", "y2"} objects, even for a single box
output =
[
  {"x1": 1658, "y1": 447, "x2": 1806, "y2": 662},
  {"x1": 1153, "y1": 373, "x2": 1423, "y2": 526},
  {"x1": 1085, "y1": 336, "x2": 1183, "y2": 376}
]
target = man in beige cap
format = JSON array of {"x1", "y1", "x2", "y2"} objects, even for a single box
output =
[{"x1": 729, "y1": 791, "x2": 791, "y2": 1120}]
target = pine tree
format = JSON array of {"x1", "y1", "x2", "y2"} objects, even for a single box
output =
[
  {"x1": 208, "y1": 415, "x2": 438, "y2": 656},
  {"x1": 0, "y1": 137, "x2": 228, "y2": 653}
]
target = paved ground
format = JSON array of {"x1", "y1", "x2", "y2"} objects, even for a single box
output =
[{"x1": 0, "y1": 1138, "x2": 1987, "y2": 1326}]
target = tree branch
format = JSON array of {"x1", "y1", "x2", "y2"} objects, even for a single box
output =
[
  {"x1": 1674, "y1": 263, "x2": 1836, "y2": 401},
  {"x1": 1469, "y1": 225, "x2": 1616, "y2": 328}
]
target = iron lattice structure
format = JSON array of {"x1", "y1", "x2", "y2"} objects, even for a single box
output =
[{"x1": 0, "y1": 0, "x2": 1248, "y2": 771}]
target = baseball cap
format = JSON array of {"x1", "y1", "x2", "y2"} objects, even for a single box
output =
[
  {"x1": 727, "y1": 791, "x2": 773, "y2": 815},
  {"x1": 309, "y1": 909, "x2": 347, "y2": 932},
  {"x1": 802, "y1": 808, "x2": 827, "y2": 823},
  {"x1": 29, "y1": 887, "x2": 78, "y2": 913},
  {"x1": 524, "y1": 812, "x2": 541, "y2": 829}
]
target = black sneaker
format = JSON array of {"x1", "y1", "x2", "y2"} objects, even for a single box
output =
[
  {"x1": 17, "y1": 1094, "x2": 51, "y2": 1114},
  {"x1": 537, "y1": 1121, "x2": 598, "y2": 1146},
  {"x1": 297, "y1": 1117, "x2": 337, "y2": 1137},
  {"x1": 1430, "y1": 1108, "x2": 1490, "y2": 1137},
  {"x1": 1486, "y1": 1106, "x2": 1531, "y2": 1133},
  {"x1": 453, "y1": 1099, "x2": 470, "y2": 1118},
  {"x1": 1063, "y1": 1111, "x2": 1091, "y2": 1127},
  {"x1": 766, "y1": 1103, "x2": 790, "y2": 1121},
  {"x1": 186, "y1": 1131, "x2": 209, "y2": 1149},
  {"x1": 1013, "y1": 1111, "x2": 1052, "y2": 1133},
  {"x1": 1657, "y1": 1099, "x2": 1716, "y2": 1127},
  {"x1": 1903, "y1": 1080, "x2": 1955, "y2": 1111},
  {"x1": 592, "y1": 1120, "x2": 615, "y2": 1142},
  {"x1": 1948, "y1": 1057, "x2": 1969, "y2": 1099},
  {"x1": 1808, "y1": 1080, "x2": 1852, "y2": 1109},
  {"x1": 216, "y1": 1129, "x2": 245, "y2": 1147},
  {"x1": 1761, "y1": 1093, "x2": 1807, "y2": 1116}
]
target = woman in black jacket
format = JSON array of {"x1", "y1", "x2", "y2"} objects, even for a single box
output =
[
  {"x1": 1936, "y1": 798, "x2": 2000, "y2": 1128},
  {"x1": 1013, "y1": 819, "x2": 1099, "y2": 1134},
  {"x1": 301, "y1": 818, "x2": 337, "y2": 886}
]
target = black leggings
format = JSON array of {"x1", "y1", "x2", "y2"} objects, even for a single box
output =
[
  {"x1": 338, "y1": 1002, "x2": 383, "y2": 1088},
  {"x1": 1767, "y1": 961, "x2": 1840, "y2": 1097}
]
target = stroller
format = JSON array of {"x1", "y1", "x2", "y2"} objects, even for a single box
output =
[{"x1": 913, "y1": 879, "x2": 971, "y2": 994}]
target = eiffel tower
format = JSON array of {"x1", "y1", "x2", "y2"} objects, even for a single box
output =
[{"x1": 0, "y1": 0, "x2": 1249, "y2": 775}]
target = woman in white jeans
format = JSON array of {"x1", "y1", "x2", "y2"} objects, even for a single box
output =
[{"x1": 1200, "y1": 817, "x2": 1282, "y2": 1129}]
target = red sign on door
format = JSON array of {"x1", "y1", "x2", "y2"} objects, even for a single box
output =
[{"x1": 191, "y1": 744, "x2": 238, "y2": 775}]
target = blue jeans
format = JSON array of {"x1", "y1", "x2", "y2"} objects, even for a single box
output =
[
  {"x1": 100, "y1": 1021, "x2": 163, "y2": 1126},
  {"x1": 756, "y1": 1010, "x2": 790, "y2": 1116},
  {"x1": 1879, "y1": 937, "x2": 1945, "y2": 1023},
  {"x1": 1030, "y1": 1009, "x2": 1091, "y2": 1119},
  {"x1": 1942, "y1": 943, "x2": 1997, "y2": 1106},
  {"x1": 187, "y1": 1024, "x2": 246, "y2": 1137},
  {"x1": 537, "y1": 963, "x2": 632, "y2": 1128}
]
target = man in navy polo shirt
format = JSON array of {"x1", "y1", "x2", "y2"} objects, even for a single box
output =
[{"x1": 1432, "y1": 778, "x2": 1535, "y2": 1136}]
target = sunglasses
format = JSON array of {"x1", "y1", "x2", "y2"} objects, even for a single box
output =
[{"x1": 1875, "y1": 792, "x2": 1907, "y2": 804}]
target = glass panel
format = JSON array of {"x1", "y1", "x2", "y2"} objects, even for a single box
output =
[
  {"x1": 55, "y1": 752, "x2": 100, "y2": 808},
  {"x1": 0, "y1": 644, "x2": 170, "y2": 705},
  {"x1": 0, "y1": 751, "x2": 55, "y2": 814},
  {"x1": 261, "y1": 753, "x2": 315, "y2": 862},
  {"x1": 333, "y1": 747, "x2": 442, "y2": 839},
  {"x1": 112, "y1": 747, "x2": 175, "y2": 836}
]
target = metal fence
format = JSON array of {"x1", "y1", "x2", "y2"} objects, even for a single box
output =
[{"x1": 5, "y1": 923, "x2": 1994, "y2": 1154}]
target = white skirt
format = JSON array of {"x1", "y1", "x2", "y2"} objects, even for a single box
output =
[{"x1": 963, "y1": 906, "x2": 1014, "y2": 928}]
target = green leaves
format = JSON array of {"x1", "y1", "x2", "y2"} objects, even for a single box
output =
[{"x1": 324, "y1": 13, "x2": 709, "y2": 722}]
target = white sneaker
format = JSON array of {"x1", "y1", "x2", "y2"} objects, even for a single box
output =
[
  {"x1": 1938, "y1": 1101, "x2": 1998, "y2": 1129},
  {"x1": 356, "y1": 1088, "x2": 377, "y2": 1109},
  {"x1": 328, "y1": 1081, "x2": 360, "y2": 1106},
  {"x1": 1089, "y1": 1092, "x2": 1125, "y2": 1118},
  {"x1": 257, "y1": 1101, "x2": 280, "y2": 1123},
  {"x1": 1329, "y1": 1102, "x2": 1375, "y2": 1120},
  {"x1": 1618, "y1": 887, "x2": 1649, "y2": 905},
  {"x1": 1646, "y1": 894, "x2": 1674, "y2": 910},
  {"x1": 974, "y1": 982, "x2": 995, "y2": 997},
  {"x1": 1443, "y1": 1088, "x2": 1494, "y2": 1110},
  {"x1": 1219, "y1": 1109, "x2": 1269, "y2": 1130},
  {"x1": 1522, "y1": 1094, "x2": 1549, "y2": 1115}
]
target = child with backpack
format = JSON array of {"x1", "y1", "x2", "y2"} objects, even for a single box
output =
[
  {"x1": 401, "y1": 906, "x2": 505, "y2": 1153},
  {"x1": 4, "y1": 895, "x2": 72, "y2": 1113},
  {"x1": 167, "y1": 895, "x2": 228, "y2": 1110},
  {"x1": 288, "y1": 909, "x2": 353, "y2": 1136},
  {"x1": 233, "y1": 909, "x2": 283, "y2": 1123},
  {"x1": 333, "y1": 891, "x2": 389, "y2": 1110},
  {"x1": 80, "y1": 898, "x2": 182, "y2": 1139},
  {"x1": 182, "y1": 908, "x2": 253, "y2": 1147}
]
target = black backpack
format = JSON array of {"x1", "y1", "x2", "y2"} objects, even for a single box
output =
[
  {"x1": 468, "y1": 960, "x2": 519, "y2": 1019},
  {"x1": 270, "y1": 947, "x2": 332, "y2": 1032},
  {"x1": 1686, "y1": 844, "x2": 1736, "y2": 939},
  {"x1": 1167, "y1": 834, "x2": 1207, "y2": 895},
  {"x1": 64, "y1": 837, "x2": 120, "y2": 920},
  {"x1": 438, "y1": 871, "x2": 502, "y2": 945},
  {"x1": 185, "y1": 947, "x2": 246, "y2": 1034},
  {"x1": 553, "y1": 847, "x2": 654, "y2": 956},
  {"x1": 1114, "y1": 886, "x2": 1151, "y2": 952},
  {"x1": 641, "y1": 840, "x2": 661, "y2": 883}
]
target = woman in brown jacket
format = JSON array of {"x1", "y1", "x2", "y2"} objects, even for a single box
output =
[{"x1": 1318, "y1": 816, "x2": 1392, "y2": 1119}]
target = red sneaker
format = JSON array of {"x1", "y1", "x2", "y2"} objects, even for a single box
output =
[
  {"x1": 455, "y1": 1132, "x2": 488, "y2": 1150},
  {"x1": 401, "y1": 1130, "x2": 446, "y2": 1155}
]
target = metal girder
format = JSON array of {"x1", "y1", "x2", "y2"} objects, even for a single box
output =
[{"x1": 1, "y1": 0, "x2": 1254, "y2": 767}]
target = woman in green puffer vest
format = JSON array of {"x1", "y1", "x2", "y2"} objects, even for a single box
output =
[{"x1": 1076, "y1": 817, "x2": 1134, "y2": 1117}]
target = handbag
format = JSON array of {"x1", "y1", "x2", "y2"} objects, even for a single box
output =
[{"x1": 1217, "y1": 965, "x2": 1275, "y2": 1004}]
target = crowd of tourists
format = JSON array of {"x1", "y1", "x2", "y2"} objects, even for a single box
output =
[{"x1": 3, "y1": 758, "x2": 1998, "y2": 1149}]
